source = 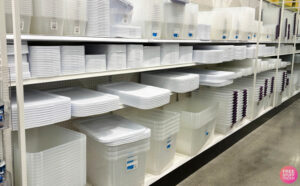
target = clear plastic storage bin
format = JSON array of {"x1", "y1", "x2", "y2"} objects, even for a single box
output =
[
  {"x1": 117, "y1": 108, "x2": 180, "y2": 174},
  {"x1": 183, "y1": 3, "x2": 198, "y2": 39},
  {"x1": 31, "y1": 0, "x2": 65, "y2": 35},
  {"x1": 164, "y1": 98, "x2": 217, "y2": 156},
  {"x1": 13, "y1": 125, "x2": 86, "y2": 186},
  {"x1": 143, "y1": 46, "x2": 161, "y2": 67},
  {"x1": 5, "y1": 0, "x2": 32, "y2": 34},
  {"x1": 74, "y1": 114, "x2": 150, "y2": 186}
]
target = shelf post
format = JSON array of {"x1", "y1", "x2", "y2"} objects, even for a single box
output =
[{"x1": 11, "y1": 0, "x2": 28, "y2": 185}]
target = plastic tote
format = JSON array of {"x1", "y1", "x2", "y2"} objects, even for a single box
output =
[
  {"x1": 116, "y1": 108, "x2": 180, "y2": 175},
  {"x1": 73, "y1": 114, "x2": 150, "y2": 186},
  {"x1": 164, "y1": 98, "x2": 217, "y2": 156},
  {"x1": 13, "y1": 125, "x2": 86, "y2": 186}
]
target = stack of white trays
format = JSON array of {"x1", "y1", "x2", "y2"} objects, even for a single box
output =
[
  {"x1": 160, "y1": 44, "x2": 180, "y2": 65},
  {"x1": 194, "y1": 45, "x2": 235, "y2": 62},
  {"x1": 141, "y1": 71, "x2": 199, "y2": 93},
  {"x1": 13, "y1": 125, "x2": 86, "y2": 186},
  {"x1": 126, "y1": 45, "x2": 144, "y2": 69},
  {"x1": 85, "y1": 54, "x2": 107, "y2": 72},
  {"x1": 97, "y1": 82, "x2": 171, "y2": 109},
  {"x1": 11, "y1": 90, "x2": 71, "y2": 131},
  {"x1": 234, "y1": 46, "x2": 247, "y2": 60},
  {"x1": 86, "y1": 44, "x2": 127, "y2": 71},
  {"x1": 117, "y1": 108, "x2": 180, "y2": 175},
  {"x1": 73, "y1": 114, "x2": 150, "y2": 186},
  {"x1": 193, "y1": 49, "x2": 225, "y2": 64},
  {"x1": 143, "y1": 46, "x2": 161, "y2": 67},
  {"x1": 179, "y1": 46, "x2": 193, "y2": 64},
  {"x1": 49, "y1": 87, "x2": 121, "y2": 117},
  {"x1": 29, "y1": 46, "x2": 61, "y2": 77},
  {"x1": 6, "y1": 43, "x2": 31, "y2": 81},
  {"x1": 61, "y1": 46, "x2": 86, "y2": 75}
]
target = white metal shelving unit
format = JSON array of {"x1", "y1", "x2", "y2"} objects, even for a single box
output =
[{"x1": 1, "y1": 0, "x2": 300, "y2": 186}]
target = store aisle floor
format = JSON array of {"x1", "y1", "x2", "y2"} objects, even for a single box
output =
[{"x1": 178, "y1": 99, "x2": 300, "y2": 186}]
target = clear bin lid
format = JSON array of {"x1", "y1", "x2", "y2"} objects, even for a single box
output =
[{"x1": 74, "y1": 114, "x2": 150, "y2": 146}]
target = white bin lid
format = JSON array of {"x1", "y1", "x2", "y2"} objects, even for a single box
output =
[{"x1": 74, "y1": 114, "x2": 151, "y2": 146}]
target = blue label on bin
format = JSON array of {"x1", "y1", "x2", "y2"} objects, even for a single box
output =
[
  {"x1": 126, "y1": 156, "x2": 138, "y2": 171},
  {"x1": 0, "y1": 105, "x2": 4, "y2": 122},
  {"x1": 222, "y1": 35, "x2": 226, "y2": 39},
  {"x1": 205, "y1": 131, "x2": 209, "y2": 136},
  {"x1": 152, "y1": 32, "x2": 158, "y2": 37},
  {"x1": 173, "y1": 33, "x2": 178, "y2": 38},
  {"x1": 166, "y1": 136, "x2": 173, "y2": 149},
  {"x1": 235, "y1": 35, "x2": 239, "y2": 39},
  {"x1": 189, "y1": 33, "x2": 193, "y2": 37}
]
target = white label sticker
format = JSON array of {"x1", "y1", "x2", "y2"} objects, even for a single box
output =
[
  {"x1": 74, "y1": 26, "x2": 80, "y2": 35},
  {"x1": 50, "y1": 21, "x2": 58, "y2": 31},
  {"x1": 166, "y1": 136, "x2": 172, "y2": 149},
  {"x1": 126, "y1": 156, "x2": 138, "y2": 171}
]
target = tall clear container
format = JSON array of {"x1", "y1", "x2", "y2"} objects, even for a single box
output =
[{"x1": 183, "y1": 3, "x2": 198, "y2": 39}]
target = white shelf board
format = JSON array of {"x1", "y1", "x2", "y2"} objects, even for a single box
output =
[
  {"x1": 10, "y1": 63, "x2": 198, "y2": 86},
  {"x1": 145, "y1": 91, "x2": 300, "y2": 186},
  {"x1": 6, "y1": 34, "x2": 297, "y2": 44}
]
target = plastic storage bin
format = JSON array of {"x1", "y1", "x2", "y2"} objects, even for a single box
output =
[
  {"x1": 31, "y1": 0, "x2": 65, "y2": 35},
  {"x1": 143, "y1": 46, "x2": 161, "y2": 67},
  {"x1": 73, "y1": 114, "x2": 150, "y2": 186},
  {"x1": 141, "y1": 71, "x2": 199, "y2": 93},
  {"x1": 5, "y1": 0, "x2": 32, "y2": 34},
  {"x1": 49, "y1": 87, "x2": 121, "y2": 117},
  {"x1": 160, "y1": 44, "x2": 180, "y2": 65},
  {"x1": 13, "y1": 125, "x2": 86, "y2": 186},
  {"x1": 117, "y1": 108, "x2": 180, "y2": 174},
  {"x1": 85, "y1": 55, "x2": 107, "y2": 72},
  {"x1": 126, "y1": 45, "x2": 144, "y2": 69},
  {"x1": 164, "y1": 98, "x2": 217, "y2": 156},
  {"x1": 63, "y1": 0, "x2": 87, "y2": 36},
  {"x1": 179, "y1": 46, "x2": 193, "y2": 63},
  {"x1": 183, "y1": 3, "x2": 198, "y2": 39},
  {"x1": 97, "y1": 82, "x2": 171, "y2": 109},
  {"x1": 61, "y1": 46, "x2": 86, "y2": 75}
]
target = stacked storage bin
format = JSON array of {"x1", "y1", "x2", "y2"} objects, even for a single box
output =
[
  {"x1": 6, "y1": 43, "x2": 31, "y2": 81},
  {"x1": 183, "y1": 3, "x2": 198, "y2": 39},
  {"x1": 117, "y1": 109, "x2": 180, "y2": 174},
  {"x1": 13, "y1": 125, "x2": 86, "y2": 186},
  {"x1": 86, "y1": 44, "x2": 127, "y2": 71},
  {"x1": 74, "y1": 114, "x2": 150, "y2": 186},
  {"x1": 97, "y1": 82, "x2": 171, "y2": 109},
  {"x1": 164, "y1": 98, "x2": 217, "y2": 156},
  {"x1": 143, "y1": 46, "x2": 161, "y2": 67},
  {"x1": 85, "y1": 54, "x2": 107, "y2": 72},
  {"x1": 31, "y1": 0, "x2": 65, "y2": 35},
  {"x1": 197, "y1": 11, "x2": 212, "y2": 40},
  {"x1": 141, "y1": 71, "x2": 200, "y2": 93},
  {"x1": 126, "y1": 45, "x2": 144, "y2": 69},
  {"x1": 257, "y1": 73, "x2": 276, "y2": 109},
  {"x1": 63, "y1": 0, "x2": 87, "y2": 36},
  {"x1": 160, "y1": 44, "x2": 180, "y2": 65},
  {"x1": 61, "y1": 46, "x2": 86, "y2": 75},
  {"x1": 179, "y1": 46, "x2": 193, "y2": 63},
  {"x1": 11, "y1": 90, "x2": 71, "y2": 130},
  {"x1": 5, "y1": 0, "x2": 32, "y2": 34},
  {"x1": 162, "y1": 0, "x2": 187, "y2": 39},
  {"x1": 192, "y1": 87, "x2": 239, "y2": 134},
  {"x1": 130, "y1": 0, "x2": 163, "y2": 39}
]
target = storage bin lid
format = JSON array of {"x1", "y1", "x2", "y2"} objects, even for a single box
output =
[{"x1": 74, "y1": 114, "x2": 151, "y2": 146}]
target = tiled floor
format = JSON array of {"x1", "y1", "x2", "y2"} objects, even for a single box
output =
[{"x1": 178, "y1": 100, "x2": 300, "y2": 186}]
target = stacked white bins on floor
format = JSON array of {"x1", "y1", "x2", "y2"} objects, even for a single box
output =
[
  {"x1": 74, "y1": 114, "x2": 150, "y2": 186},
  {"x1": 13, "y1": 125, "x2": 86, "y2": 186},
  {"x1": 164, "y1": 98, "x2": 217, "y2": 156},
  {"x1": 117, "y1": 109, "x2": 180, "y2": 174}
]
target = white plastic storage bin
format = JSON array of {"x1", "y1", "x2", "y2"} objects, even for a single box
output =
[
  {"x1": 193, "y1": 49, "x2": 225, "y2": 64},
  {"x1": 97, "y1": 82, "x2": 171, "y2": 109},
  {"x1": 49, "y1": 87, "x2": 121, "y2": 117},
  {"x1": 86, "y1": 44, "x2": 127, "y2": 71},
  {"x1": 85, "y1": 55, "x2": 107, "y2": 72},
  {"x1": 5, "y1": 0, "x2": 32, "y2": 34},
  {"x1": 11, "y1": 90, "x2": 71, "y2": 130},
  {"x1": 117, "y1": 108, "x2": 180, "y2": 174},
  {"x1": 73, "y1": 114, "x2": 150, "y2": 186},
  {"x1": 13, "y1": 125, "x2": 86, "y2": 186},
  {"x1": 164, "y1": 98, "x2": 217, "y2": 156},
  {"x1": 141, "y1": 71, "x2": 199, "y2": 93},
  {"x1": 143, "y1": 46, "x2": 161, "y2": 67},
  {"x1": 31, "y1": 0, "x2": 65, "y2": 35},
  {"x1": 63, "y1": 0, "x2": 87, "y2": 36}
]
